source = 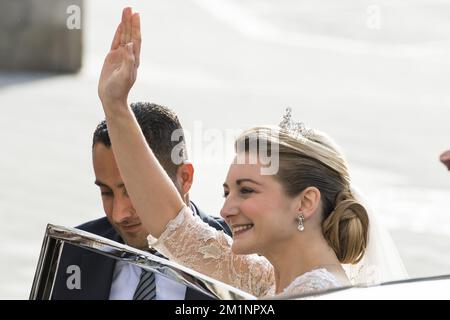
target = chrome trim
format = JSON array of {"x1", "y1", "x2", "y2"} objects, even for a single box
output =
[{"x1": 30, "y1": 224, "x2": 255, "y2": 300}]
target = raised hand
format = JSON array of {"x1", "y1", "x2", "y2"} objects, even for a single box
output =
[{"x1": 98, "y1": 7, "x2": 141, "y2": 112}]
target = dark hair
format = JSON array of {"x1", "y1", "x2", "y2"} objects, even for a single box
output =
[{"x1": 92, "y1": 102, "x2": 187, "y2": 180}]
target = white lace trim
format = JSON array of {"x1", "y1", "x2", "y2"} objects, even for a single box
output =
[
  {"x1": 147, "y1": 208, "x2": 186, "y2": 248},
  {"x1": 267, "y1": 268, "x2": 341, "y2": 298}
]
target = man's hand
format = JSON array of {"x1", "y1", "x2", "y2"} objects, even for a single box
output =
[
  {"x1": 98, "y1": 7, "x2": 141, "y2": 113},
  {"x1": 440, "y1": 150, "x2": 450, "y2": 171}
]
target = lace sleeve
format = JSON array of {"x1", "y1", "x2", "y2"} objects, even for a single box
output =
[{"x1": 147, "y1": 206, "x2": 274, "y2": 297}]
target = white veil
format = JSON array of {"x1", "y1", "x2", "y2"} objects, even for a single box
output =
[{"x1": 342, "y1": 186, "x2": 409, "y2": 286}]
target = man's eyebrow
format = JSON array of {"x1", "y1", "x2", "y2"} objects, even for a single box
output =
[
  {"x1": 94, "y1": 180, "x2": 110, "y2": 188},
  {"x1": 94, "y1": 180, "x2": 126, "y2": 189}
]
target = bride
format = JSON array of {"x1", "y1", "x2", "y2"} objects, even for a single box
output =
[{"x1": 97, "y1": 8, "x2": 407, "y2": 298}]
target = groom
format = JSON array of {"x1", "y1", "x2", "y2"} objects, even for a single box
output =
[{"x1": 52, "y1": 102, "x2": 231, "y2": 299}]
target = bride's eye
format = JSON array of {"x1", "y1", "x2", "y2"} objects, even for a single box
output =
[
  {"x1": 223, "y1": 190, "x2": 229, "y2": 198},
  {"x1": 240, "y1": 187, "x2": 254, "y2": 194}
]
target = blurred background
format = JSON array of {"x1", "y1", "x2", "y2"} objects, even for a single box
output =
[{"x1": 0, "y1": 0, "x2": 449, "y2": 299}]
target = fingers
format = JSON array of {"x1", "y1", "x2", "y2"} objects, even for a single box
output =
[
  {"x1": 123, "y1": 42, "x2": 137, "y2": 82},
  {"x1": 131, "y1": 13, "x2": 141, "y2": 67},
  {"x1": 120, "y1": 8, "x2": 127, "y2": 46},
  {"x1": 110, "y1": 23, "x2": 122, "y2": 50},
  {"x1": 120, "y1": 7, "x2": 132, "y2": 46},
  {"x1": 125, "y1": 7, "x2": 132, "y2": 44},
  {"x1": 116, "y1": 8, "x2": 139, "y2": 79}
]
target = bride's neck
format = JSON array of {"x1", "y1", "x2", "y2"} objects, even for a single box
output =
[{"x1": 264, "y1": 232, "x2": 341, "y2": 294}]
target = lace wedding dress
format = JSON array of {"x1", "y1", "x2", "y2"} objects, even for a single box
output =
[{"x1": 147, "y1": 206, "x2": 342, "y2": 298}]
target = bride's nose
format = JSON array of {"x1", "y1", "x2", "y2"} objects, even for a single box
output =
[{"x1": 220, "y1": 196, "x2": 240, "y2": 220}]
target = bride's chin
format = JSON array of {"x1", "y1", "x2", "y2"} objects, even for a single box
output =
[{"x1": 231, "y1": 242, "x2": 255, "y2": 255}]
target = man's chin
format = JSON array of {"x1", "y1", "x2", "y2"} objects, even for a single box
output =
[
  {"x1": 123, "y1": 238, "x2": 149, "y2": 251},
  {"x1": 118, "y1": 229, "x2": 149, "y2": 251}
]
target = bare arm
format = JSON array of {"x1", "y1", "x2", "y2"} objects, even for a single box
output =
[{"x1": 98, "y1": 8, "x2": 184, "y2": 237}]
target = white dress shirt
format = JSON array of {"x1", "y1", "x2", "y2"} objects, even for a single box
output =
[{"x1": 108, "y1": 260, "x2": 187, "y2": 300}]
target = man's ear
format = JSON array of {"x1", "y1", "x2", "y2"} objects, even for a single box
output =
[
  {"x1": 176, "y1": 162, "x2": 194, "y2": 196},
  {"x1": 297, "y1": 187, "x2": 321, "y2": 220}
]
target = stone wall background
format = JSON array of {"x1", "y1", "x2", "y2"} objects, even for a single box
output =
[{"x1": 0, "y1": 0, "x2": 82, "y2": 72}]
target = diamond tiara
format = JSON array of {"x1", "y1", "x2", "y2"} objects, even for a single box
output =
[{"x1": 279, "y1": 107, "x2": 314, "y2": 140}]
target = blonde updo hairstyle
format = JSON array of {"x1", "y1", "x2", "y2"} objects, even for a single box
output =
[{"x1": 235, "y1": 126, "x2": 369, "y2": 264}]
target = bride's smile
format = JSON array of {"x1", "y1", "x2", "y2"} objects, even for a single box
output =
[{"x1": 231, "y1": 224, "x2": 254, "y2": 237}]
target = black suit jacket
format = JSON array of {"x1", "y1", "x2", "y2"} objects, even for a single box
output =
[{"x1": 52, "y1": 202, "x2": 231, "y2": 300}]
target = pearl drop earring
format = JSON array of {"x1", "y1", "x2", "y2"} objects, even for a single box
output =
[{"x1": 297, "y1": 214, "x2": 305, "y2": 232}]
